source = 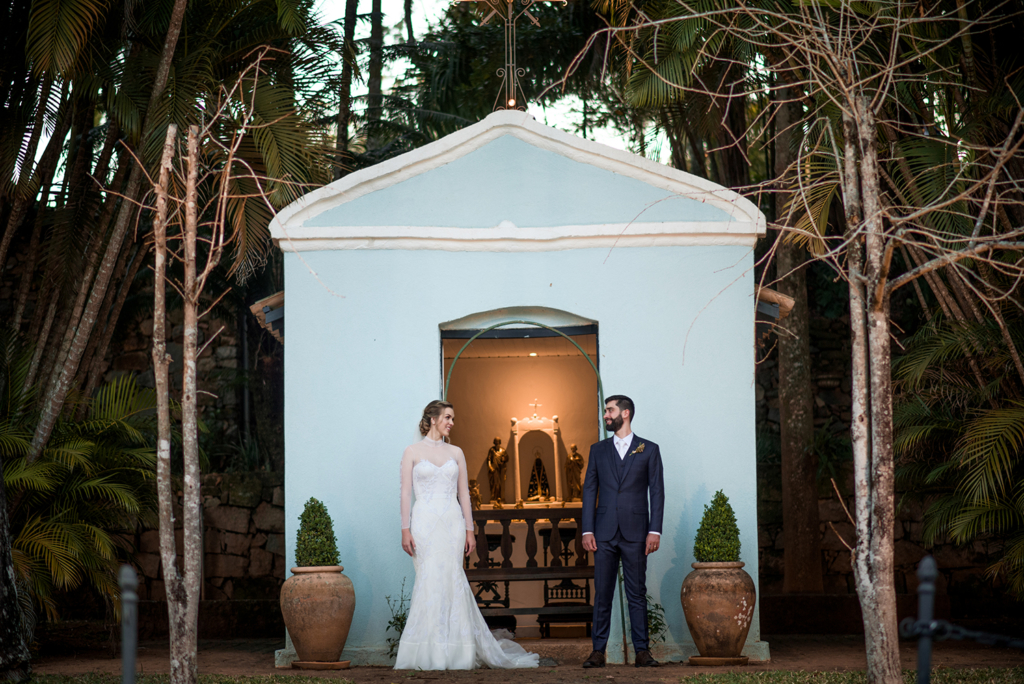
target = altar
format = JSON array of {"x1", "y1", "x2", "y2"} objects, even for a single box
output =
[{"x1": 270, "y1": 110, "x2": 769, "y2": 664}]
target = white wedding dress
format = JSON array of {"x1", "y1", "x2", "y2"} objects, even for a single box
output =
[{"x1": 396, "y1": 437, "x2": 539, "y2": 670}]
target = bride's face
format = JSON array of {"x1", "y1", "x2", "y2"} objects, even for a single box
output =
[{"x1": 434, "y1": 408, "x2": 455, "y2": 437}]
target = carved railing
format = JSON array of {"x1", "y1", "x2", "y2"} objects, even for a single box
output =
[{"x1": 466, "y1": 507, "x2": 593, "y2": 619}]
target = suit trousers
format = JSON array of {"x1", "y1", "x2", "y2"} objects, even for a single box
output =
[{"x1": 592, "y1": 529, "x2": 649, "y2": 654}]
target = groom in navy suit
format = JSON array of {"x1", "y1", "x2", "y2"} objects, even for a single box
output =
[{"x1": 581, "y1": 395, "x2": 665, "y2": 668}]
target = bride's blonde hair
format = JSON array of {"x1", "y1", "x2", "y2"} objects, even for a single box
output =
[{"x1": 419, "y1": 400, "x2": 454, "y2": 436}]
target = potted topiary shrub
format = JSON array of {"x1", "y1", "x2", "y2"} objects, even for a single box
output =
[
  {"x1": 679, "y1": 490, "x2": 756, "y2": 665},
  {"x1": 279, "y1": 497, "x2": 356, "y2": 669}
]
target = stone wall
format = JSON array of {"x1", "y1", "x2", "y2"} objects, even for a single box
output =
[
  {"x1": 754, "y1": 314, "x2": 1007, "y2": 606},
  {"x1": 110, "y1": 313, "x2": 252, "y2": 465},
  {"x1": 757, "y1": 479, "x2": 1006, "y2": 600},
  {"x1": 133, "y1": 472, "x2": 286, "y2": 601}
]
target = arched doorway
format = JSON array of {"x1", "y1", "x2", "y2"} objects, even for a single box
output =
[{"x1": 441, "y1": 309, "x2": 606, "y2": 508}]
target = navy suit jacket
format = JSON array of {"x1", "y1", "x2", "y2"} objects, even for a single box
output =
[{"x1": 581, "y1": 435, "x2": 665, "y2": 543}]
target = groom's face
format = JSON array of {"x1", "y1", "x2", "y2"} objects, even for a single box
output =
[{"x1": 604, "y1": 402, "x2": 628, "y2": 433}]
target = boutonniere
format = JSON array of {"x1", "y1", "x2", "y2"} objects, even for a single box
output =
[{"x1": 629, "y1": 442, "x2": 645, "y2": 457}]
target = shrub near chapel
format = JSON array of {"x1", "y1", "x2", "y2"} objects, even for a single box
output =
[
  {"x1": 295, "y1": 497, "x2": 340, "y2": 567},
  {"x1": 693, "y1": 490, "x2": 741, "y2": 562}
]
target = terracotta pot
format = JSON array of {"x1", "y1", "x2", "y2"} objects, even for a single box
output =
[
  {"x1": 680, "y1": 561, "x2": 756, "y2": 658},
  {"x1": 280, "y1": 565, "x2": 356, "y2": 662}
]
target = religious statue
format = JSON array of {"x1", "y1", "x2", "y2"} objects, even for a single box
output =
[
  {"x1": 468, "y1": 479, "x2": 482, "y2": 510},
  {"x1": 565, "y1": 444, "x2": 584, "y2": 501},
  {"x1": 527, "y1": 447, "x2": 550, "y2": 500},
  {"x1": 486, "y1": 437, "x2": 508, "y2": 507}
]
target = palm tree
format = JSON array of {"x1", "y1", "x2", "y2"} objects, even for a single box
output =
[
  {"x1": 895, "y1": 312, "x2": 1024, "y2": 597},
  {"x1": 0, "y1": 0, "x2": 339, "y2": 462},
  {"x1": 1, "y1": 331, "x2": 164, "y2": 645}
]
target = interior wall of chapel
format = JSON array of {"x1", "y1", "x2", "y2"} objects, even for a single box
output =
[{"x1": 443, "y1": 353, "x2": 599, "y2": 503}]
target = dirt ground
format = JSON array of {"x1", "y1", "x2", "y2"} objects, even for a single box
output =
[{"x1": 32, "y1": 635, "x2": 1024, "y2": 682}]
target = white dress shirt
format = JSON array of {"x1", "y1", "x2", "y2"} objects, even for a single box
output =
[
  {"x1": 584, "y1": 432, "x2": 660, "y2": 537},
  {"x1": 613, "y1": 433, "x2": 634, "y2": 459}
]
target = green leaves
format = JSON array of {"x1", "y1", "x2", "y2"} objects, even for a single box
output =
[
  {"x1": 895, "y1": 312, "x2": 1024, "y2": 598},
  {"x1": 275, "y1": 0, "x2": 307, "y2": 34},
  {"x1": 26, "y1": 0, "x2": 109, "y2": 76},
  {"x1": 2, "y1": 333, "x2": 160, "y2": 625},
  {"x1": 693, "y1": 489, "x2": 741, "y2": 562},
  {"x1": 294, "y1": 497, "x2": 340, "y2": 567}
]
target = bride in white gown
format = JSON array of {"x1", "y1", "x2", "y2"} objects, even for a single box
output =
[{"x1": 396, "y1": 400, "x2": 539, "y2": 670}]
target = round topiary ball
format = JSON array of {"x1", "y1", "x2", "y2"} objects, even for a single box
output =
[
  {"x1": 294, "y1": 497, "x2": 341, "y2": 567},
  {"x1": 693, "y1": 490, "x2": 741, "y2": 562}
]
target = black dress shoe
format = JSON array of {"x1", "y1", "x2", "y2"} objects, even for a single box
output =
[
  {"x1": 634, "y1": 650, "x2": 659, "y2": 667},
  {"x1": 582, "y1": 650, "x2": 606, "y2": 668}
]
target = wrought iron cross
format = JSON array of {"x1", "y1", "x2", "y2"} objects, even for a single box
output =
[
  {"x1": 529, "y1": 399, "x2": 543, "y2": 416},
  {"x1": 454, "y1": 0, "x2": 566, "y2": 111}
]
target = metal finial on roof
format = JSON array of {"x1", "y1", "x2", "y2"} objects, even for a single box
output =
[{"x1": 454, "y1": 0, "x2": 566, "y2": 111}]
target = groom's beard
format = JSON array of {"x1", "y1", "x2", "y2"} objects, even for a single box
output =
[{"x1": 605, "y1": 415, "x2": 623, "y2": 433}]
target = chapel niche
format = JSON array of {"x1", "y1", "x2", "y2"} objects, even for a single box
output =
[{"x1": 441, "y1": 326, "x2": 600, "y2": 508}]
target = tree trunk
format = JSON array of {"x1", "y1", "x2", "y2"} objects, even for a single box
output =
[
  {"x1": 173, "y1": 125, "x2": 204, "y2": 684},
  {"x1": 11, "y1": 190, "x2": 46, "y2": 332},
  {"x1": 24, "y1": 287, "x2": 59, "y2": 392},
  {"x1": 152, "y1": 124, "x2": 192, "y2": 684},
  {"x1": 0, "y1": 452, "x2": 32, "y2": 683},
  {"x1": 775, "y1": 94, "x2": 822, "y2": 594},
  {"x1": 404, "y1": 0, "x2": 414, "y2": 43},
  {"x1": 843, "y1": 97, "x2": 900, "y2": 684},
  {"x1": 367, "y1": 0, "x2": 384, "y2": 128},
  {"x1": 335, "y1": 0, "x2": 360, "y2": 179},
  {"x1": 76, "y1": 233, "x2": 137, "y2": 392},
  {"x1": 27, "y1": 0, "x2": 190, "y2": 462},
  {"x1": 13, "y1": 94, "x2": 93, "y2": 331},
  {"x1": 37, "y1": 200, "x2": 109, "y2": 419},
  {"x1": 79, "y1": 243, "x2": 145, "y2": 410}
]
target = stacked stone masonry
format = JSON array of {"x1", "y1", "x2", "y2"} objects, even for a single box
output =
[
  {"x1": 755, "y1": 314, "x2": 1007, "y2": 605},
  {"x1": 133, "y1": 472, "x2": 286, "y2": 601}
]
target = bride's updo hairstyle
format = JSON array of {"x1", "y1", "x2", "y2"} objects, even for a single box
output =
[{"x1": 419, "y1": 400, "x2": 454, "y2": 436}]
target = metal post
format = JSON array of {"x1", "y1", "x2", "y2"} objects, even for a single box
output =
[
  {"x1": 120, "y1": 565, "x2": 138, "y2": 684},
  {"x1": 916, "y1": 556, "x2": 937, "y2": 684}
]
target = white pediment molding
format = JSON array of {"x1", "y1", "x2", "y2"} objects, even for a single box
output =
[{"x1": 270, "y1": 111, "x2": 766, "y2": 252}]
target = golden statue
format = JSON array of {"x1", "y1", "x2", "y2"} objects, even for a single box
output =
[
  {"x1": 527, "y1": 447, "x2": 550, "y2": 500},
  {"x1": 565, "y1": 444, "x2": 584, "y2": 501},
  {"x1": 486, "y1": 437, "x2": 508, "y2": 506},
  {"x1": 468, "y1": 479, "x2": 482, "y2": 510}
]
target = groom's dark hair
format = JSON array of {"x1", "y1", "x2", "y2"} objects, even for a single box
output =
[{"x1": 605, "y1": 395, "x2": 635, "y2": 422}]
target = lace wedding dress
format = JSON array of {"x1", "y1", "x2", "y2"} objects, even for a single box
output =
[{"x1": 396, "y1": 437, "x2": 539, "y2": 670}]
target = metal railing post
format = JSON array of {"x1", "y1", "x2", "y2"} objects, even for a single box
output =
[
  {"x1": 120, "y1": 565, "x2": 138, "y2": 684},
  {"x1": 915, "y1": 555, "x2": 937, "y2": 684},
  {"x1": 902, "y1": 554, "x2": 1024, "y2": 666}
]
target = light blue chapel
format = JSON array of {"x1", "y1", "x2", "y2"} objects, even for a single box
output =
[{"x1": 269, "y1": 110, "x2": 769, "y2": 665}]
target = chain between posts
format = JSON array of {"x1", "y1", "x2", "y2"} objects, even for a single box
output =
[{"x1": 900, "y1": 555, "x2": 1024, "y2": 684}]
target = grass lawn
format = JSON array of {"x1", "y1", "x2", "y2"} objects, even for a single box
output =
[
  {"x1": 31, "y1": 670, "x2": 1024, "y2": 684},
  {"x1": 677, "y1": 670, "x2": 1024, "y2": 682}
]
